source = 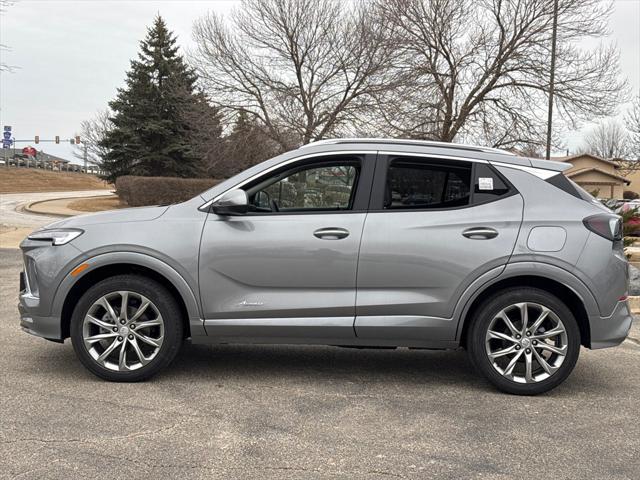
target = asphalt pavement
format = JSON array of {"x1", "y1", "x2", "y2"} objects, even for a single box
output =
[{"x1": 1, "y1": 248, "x2": 639, "y2": 479}]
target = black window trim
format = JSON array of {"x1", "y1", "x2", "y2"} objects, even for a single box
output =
[
  {"x1": 368, "y1": 154, "x2": 517, "y2": 212},
  {"x1": 236, "y1": 153, "x2": 377, "y2": 216},
  {"x1": 546, "y1": 172, "x2": 585, "y2": 200}
]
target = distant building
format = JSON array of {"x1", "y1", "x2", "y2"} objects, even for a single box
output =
[{"x1": 554, "y1": 153, "x2": 630, "y2": 199}]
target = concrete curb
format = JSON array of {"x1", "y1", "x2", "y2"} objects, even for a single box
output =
[
  {"x1": 24, "y1": 193, "x2": 114, "y2": 218},
  {"x1": 23, "y1": 199, "x2": 74, "y2": 217}
]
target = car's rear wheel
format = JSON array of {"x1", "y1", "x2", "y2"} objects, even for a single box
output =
[
  {"x1": 467, "y1": 288, "x2": 580, "y2": 395},
  {"x1": 70, "y1": 275, "x2": 183, "y2": 381}
]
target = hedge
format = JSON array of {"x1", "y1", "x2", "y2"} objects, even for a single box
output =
[{"x1": 116, "y1": 175, "x2": 220, "y2": 207}]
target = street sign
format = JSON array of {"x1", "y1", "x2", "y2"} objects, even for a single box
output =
[{"x1": 4, "y1": 126, "x2": 14, "y2": 148}]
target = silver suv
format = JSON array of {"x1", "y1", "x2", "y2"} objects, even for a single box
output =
[{"x1": 19, "y1": 139, "x2": 632, "y2": 394}]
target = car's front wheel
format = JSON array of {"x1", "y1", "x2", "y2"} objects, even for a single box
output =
[
  {"x1": 70, "y1": 275, "x2": 183, "y2": 381},
  {"x1": 467, "y1": 287, "x2": 580, "y2": 395}
]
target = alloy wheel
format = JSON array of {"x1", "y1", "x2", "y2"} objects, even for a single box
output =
[
  {"x1": 485, "y1": 302, "x2": 568, "y2": 384},
  {"x1": 82, "y1": 291, "x2": 165, "y2": 371}
]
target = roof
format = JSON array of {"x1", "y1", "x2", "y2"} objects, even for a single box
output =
[
  {"x1": 554, "y1": 153, "x2": 620, "y2": 169},
  {"x1": 566, "y1": 167, "x2": 631, "y2": 185},
  {"x1": 301, "y1": 138, "x2": 517, "y2": 157},
  {"x1": 292, "y1": 138, "x2": 575, "y2": 174}
]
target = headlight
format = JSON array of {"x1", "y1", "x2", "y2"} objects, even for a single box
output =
[{"x1": 27, "y1": 228, "x2": 84, "y2": 245}]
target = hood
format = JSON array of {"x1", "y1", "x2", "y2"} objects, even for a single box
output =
[{"x1": 38, "y1": 205, "x2": 170, "y2": 230}]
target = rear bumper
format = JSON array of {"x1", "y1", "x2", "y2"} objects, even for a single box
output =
[
  {"x1": 589, "y1": 300, "x2": 633, "y2": 349},
  {"x1": 18, "y1": 301, "x2": 63, "y2": 341}
]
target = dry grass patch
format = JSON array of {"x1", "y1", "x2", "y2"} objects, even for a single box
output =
[
  {"x1": 0, "y1": 168, "x2": 111, "y2": 193},
  {"x1": 67, "y1": 196, "x2": 124, "y2": 213}
]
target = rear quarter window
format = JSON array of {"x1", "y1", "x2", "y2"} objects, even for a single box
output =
[{"x1": 473, "y1": 164, "x2": 512, "y2": 204}]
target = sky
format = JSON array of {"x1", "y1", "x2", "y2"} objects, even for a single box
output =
[{"x1": 0, "y1": 0, "x2": 639, "y2": 164}]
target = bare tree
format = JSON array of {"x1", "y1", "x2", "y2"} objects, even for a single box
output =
[
  {"x1": 191, "y1": 0, "x2": 395, "y2": 150},
  {"x1": 0, "y1": 1, "x2": 17, "y2": 72},
  {"x1": 578, "y1": 117, "x2": 640, "y2": 175},
  {"x1": 374, "y1": 0, "x2": 626, "y2": 150},
  {"x1": 73, "y1": 110, "x2": 113, "y2": 166},
  {"x1": 625, "y1": 95, "x2": 640, "y2": 160},
  {"x1": 580, "y1": 119, "x2": 629, "y2": 159},
  {"x1": 219, "y1": 110, "x2": 280, "y2": 178}
]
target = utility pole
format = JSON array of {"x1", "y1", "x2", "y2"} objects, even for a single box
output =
[
  {"x1": 83, "y1": 143, "x2": 87, "y2": 173},
  {"x1": 545, "y1": 0, "x2": 559, "y2": 160}
]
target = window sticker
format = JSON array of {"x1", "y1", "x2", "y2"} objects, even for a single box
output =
[{"x1": 478, "y1": 177, "x2": 494, "y2": 190}]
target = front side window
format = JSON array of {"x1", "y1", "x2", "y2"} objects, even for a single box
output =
[
  {"x1": 385, "y1": 160, "x2": 472, "y2": 209},
  {"x1": 247, "y1": 160, "x2": 360, "y2": 213}
]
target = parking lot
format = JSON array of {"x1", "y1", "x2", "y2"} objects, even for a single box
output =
[{"x1": 1, "y1": 247, "x2": 639, "y2": 479}]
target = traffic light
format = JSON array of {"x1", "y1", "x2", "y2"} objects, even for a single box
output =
[
  {"x1": 35, "y1": 135, "x2": 39, "y2": 144},
  {"x1": 75, "y1": 135, "x2": 81, "y2": 144},
  {"x1": 55, "y1": 135, "x2": 60, "y2": 144}
]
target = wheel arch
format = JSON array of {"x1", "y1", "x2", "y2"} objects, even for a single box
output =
[
  {"x1": 55, "y1": 252, "x2": 203, "y2": 340},
  {"x1": 456, "y1": 266, "x2": 597, "y2": 349}
]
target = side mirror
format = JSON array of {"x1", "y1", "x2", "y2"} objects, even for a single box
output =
[{"x1": 211, "y1": 189, "x2": 248, "y2": 216}]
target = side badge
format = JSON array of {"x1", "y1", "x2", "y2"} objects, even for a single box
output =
[{"x1": 238, "y1": 300, "x2": 264, "y2": 307}]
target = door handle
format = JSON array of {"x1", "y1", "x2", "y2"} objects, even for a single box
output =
[
  {"x1": 462, "y1": 227, "x2": 499, "y2": 239},
  {"x1": 313, "y1": 227, "x2": 350, "y2": 240}
]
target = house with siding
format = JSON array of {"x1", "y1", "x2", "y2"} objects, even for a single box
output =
[{"x1": 554, "y1": 153, "x2": 630, "y2": 199}]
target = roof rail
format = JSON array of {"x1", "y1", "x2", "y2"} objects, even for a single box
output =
[{"x1": 299, "y1": 138, "x2": 516, "y2": 156}]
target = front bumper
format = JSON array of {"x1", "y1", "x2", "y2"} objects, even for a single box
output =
[
  {"x1": 19, "y1": 301, "x2": 63, "y2": 341},
  {"x1": 18, "y1": 238, "x2": 85, "y2": 342},
  {"x1": 18, "y1": 302, "x2": 62, "y2": 341},
  {"x1": 590, "y1": 300, "x2": 633, "y2": 349}
]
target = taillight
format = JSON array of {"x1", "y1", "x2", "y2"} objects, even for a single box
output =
[{"x1": 583, "y1": 214, "x2": 622, "y2": 241}]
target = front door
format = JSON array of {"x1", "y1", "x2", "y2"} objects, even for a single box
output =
[
  {"x1": 355, "y1": 156, "x2": 523, "y2": 343},
  {"x1": 199, "y1": 154, "x2": 375, "y2": 342}
]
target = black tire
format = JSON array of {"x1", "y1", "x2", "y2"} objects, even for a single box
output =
[
  {"x1": 70, "y1": 275, "x2": 183, "y2": 382},
  {"x1": 467, "y1": 287, "x2": 580, "y2": 395}
]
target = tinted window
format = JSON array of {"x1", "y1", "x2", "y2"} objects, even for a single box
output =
[
  {"x1": 248, "y1": 162, "x2": 359, "y2": 212},
  {"x1": 473, "y1": 163, "x2": 510, "y2": 203},
  {"x1": 385, "y1": 161, "x2": 472, "y2": 209}
]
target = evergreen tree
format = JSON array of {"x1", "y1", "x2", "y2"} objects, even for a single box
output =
[{"x1": 100, "y1": 16, "x2": 205, "y2": 183}]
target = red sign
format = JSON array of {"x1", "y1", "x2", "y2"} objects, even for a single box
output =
[{"x1": 22, "y1": 146, "x2": 37, "y2": 156}]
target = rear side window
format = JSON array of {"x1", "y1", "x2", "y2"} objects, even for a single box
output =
[{"x1": 385, "y1": 161, "x2": 472, "y2": 209}]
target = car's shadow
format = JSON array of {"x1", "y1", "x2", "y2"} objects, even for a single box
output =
[
  {"x1": 26, "y1": 339, "x2": 616, "y2": 396},
  {"x1": 171, "y1": 342, "x2": 477, "y2": 384}
]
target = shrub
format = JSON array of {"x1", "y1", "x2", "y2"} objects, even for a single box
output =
[
  {"x1": 623, "y1": 190, "x2": 639, "y2": 200},
  {"x1": 116, "y1": 175, "x2": 220, "y2": 207}
]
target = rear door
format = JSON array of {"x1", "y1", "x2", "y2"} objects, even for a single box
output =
[{"x1": 354, "y1": 155, "x2": 523, "y2": 343}]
